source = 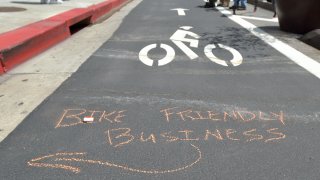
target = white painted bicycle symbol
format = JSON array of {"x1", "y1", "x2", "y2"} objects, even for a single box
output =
[{"x1": 139, "y1": 26, "x2": 243, "y2": 67}]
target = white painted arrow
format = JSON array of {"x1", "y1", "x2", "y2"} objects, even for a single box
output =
[{"x1": 171, "y1": 8, "x2": 189, "y2": 16}]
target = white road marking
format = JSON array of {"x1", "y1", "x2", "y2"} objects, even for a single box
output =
[
  {"x1": 170, "y1": 27, "x2": 200, "y2": 60},
  {"x1": 217, "y1": 7, "x2": 320, "y2": 79},
  {"x1": 171, "y1": 8, "x2": 189, "y2": 16},
  {"x1": 236, "y1": 16, "x2": 278, "y2": 22},
  {"x1": 158, "y1": 44, "x2": 176, "y2": 66},
  {"x1": 139, "y1": 44, "x2": 157, "y2": 66},
  {"x1": 172, "y1": 40, "x2": 198, "y2": 59},
  {"x1": 139, "y1": 44, "x2": 175, "y2": 66},
  {"x1": 180, "y1": 26, "x2": 193, "y2": 30},
  {"x1": 204, "y1": 44, "x2": 243, "y2": 66}
]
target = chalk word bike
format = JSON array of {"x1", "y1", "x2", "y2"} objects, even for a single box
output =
[{"x1": 138, "y1": 26, "x2": 243, "y2": 67}]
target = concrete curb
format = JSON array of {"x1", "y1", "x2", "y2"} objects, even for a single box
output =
[
  {"x1": 0, "y1": 54, "x2": 5, "y2": 74},
  {"x1": 0, "y1": 0, "x2": 130, "y2": 75}
]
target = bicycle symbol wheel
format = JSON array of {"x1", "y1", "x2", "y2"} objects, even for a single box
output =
[
  {"x1": 138, "y1": 43, "x2": 175, "y2": 66},
  {"x1": 204, "y1": 44, "x2": 243, "y2": 67}
]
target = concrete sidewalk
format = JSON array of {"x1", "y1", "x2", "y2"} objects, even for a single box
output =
[
  {"x1": 0, "y1": 0, "x2": 130, "y2": 74},
  {"x1": 0, "y1": 0, "x2": 107, "y2": 34}
]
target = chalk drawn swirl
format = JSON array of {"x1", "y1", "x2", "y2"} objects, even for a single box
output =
[{"x1": 28, "y1": 143, "x2": 202, "y2": 174}]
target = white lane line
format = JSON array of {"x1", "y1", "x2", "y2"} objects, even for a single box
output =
[
  {"x1": 236, "y1": 16, "x2": 278, "y2": 22},
  {"x1": 216, "y1": 7, "x2": 320, "y2": 79},
  {"x1": 171, "y1": 8, "x2": 189, "y2": 16}
]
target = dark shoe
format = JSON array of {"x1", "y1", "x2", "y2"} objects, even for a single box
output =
[
  {"x1": 204, "y1": 3, "x2": 211, "y2": 8},
  {"x1": 217, "y1": 3, "x2": 223, "y2": 6},
  {"x1": 229, "y1": 5, "x2": 236, "y2": 9},
  {"x1": 204, "y1": 2, "x2": 215, "y2": 8},
  {"x1": 237, "y1": 6, "x2": 246, "y2": 10}
]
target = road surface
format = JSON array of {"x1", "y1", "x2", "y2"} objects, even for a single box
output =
[{"x1": 1, "y1": 0, "x2": 320, "y2": 179}]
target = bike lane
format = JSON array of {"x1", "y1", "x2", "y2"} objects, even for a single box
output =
[{"x1": 1, "y1": 0, "x2": 320, "y2": 179}]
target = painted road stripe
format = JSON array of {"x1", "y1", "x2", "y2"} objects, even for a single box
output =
[
  {"x1": 171, "y1": 8, "x2": 189, "y2": 16},
  {"x1": 217, "y1": 7, "x2": 320, "y2": 79},
  {"x1": 236, "y1": 16, "x2": 278, "y2": 22}
]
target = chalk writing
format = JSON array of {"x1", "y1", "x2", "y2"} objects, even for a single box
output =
[
  {"x1": 226, "y1": 129, "x2": 240, "y2": 141},
  {"x1": 28, "y1": 143, "x2": 202, "y2": 174},
  {"x1": 178, "y1": 130, "x2": 200, "y2": 141},
  {"x1": 106, "y1": 128, "x2": 134, "y2": 148},
  {"x1": 140, "y1": 132, "x2": 157, "y2": 143},
  {"x1": 264, "y1": 128, "x2": 286, "y2": 143},
  {"x1": 243, "y1": 129, "x2": 264, "y2": 142},
  {"x1": 56, "y1": 109, "x2": 126, "y2": 128},
  {"x1": 160, "y1": 107, "x2": 285, "y2": 125},
  {"x1": 105, "y1": 127, "x2": 286, "y2": 148},
  {"x1": 204, "y1": 129, "x2": 223, "y2": 141},
  {"x1": 160, "y1": 132, "x2": 179, "y2": 142},
  {"x1": 29, "y1": 107, "x2": 288, "y2": 174}
]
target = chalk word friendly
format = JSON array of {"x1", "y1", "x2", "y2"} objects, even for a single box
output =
[{"x1": 160, "y1": 107, "x2": 285, "y2": 125}]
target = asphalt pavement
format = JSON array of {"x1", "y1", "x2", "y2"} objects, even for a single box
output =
[{"x1": 0, "y1": 0, "x2": 320, "y2": 179}]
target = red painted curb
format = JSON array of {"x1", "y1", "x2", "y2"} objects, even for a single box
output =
[
  {"x1": 90, "y1": 1, "x2": 113, "y2": 23},
  {"x1": 0, "y1": 54, "x2": 5, "y2": 74},
  {"x1": 0, "y1": 20, "x2": 69, "y2": 72},
  {"x1": 0, "y1": 66, "x2": 4, "y2": 74},
  {"x1": 112, "y1": 0, "x2": 127, "y2": 8},
  {"x1": 0, "y1": 0, "x2": 128, "y2": 75}
]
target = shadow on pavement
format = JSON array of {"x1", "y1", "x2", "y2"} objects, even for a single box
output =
[
  {"x1": 196, "y1": 5, "x2": 219, "y2": 12},
  {"x1": 258, "y1": 26, "x2": 302, "y2": 39}
]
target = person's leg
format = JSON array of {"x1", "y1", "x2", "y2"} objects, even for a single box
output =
[
  {"x1": 272, "y1": 0, "x2": 277, "y2": 17},
  {"x1": 254, "y1": 0, "x2": 258, "y2": 12},
  {"x1": 236, "y1": 0, "x2": 240, "y2": 6},
  {"x1": 240, "y1": 0, "x2": 246, "y2": 7},
  {"x1": 225, "y1": 0, "x2": 230, "y2": 7},
  {"x1": 217, "y1": 0, "x2": 224, "y2": 7},
  {"x1": 238, "y1": 0, "x2": 246, "y2": 10},
  {"x1": 230, "y1": 0, "x2": 240, "y2": 9}
]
